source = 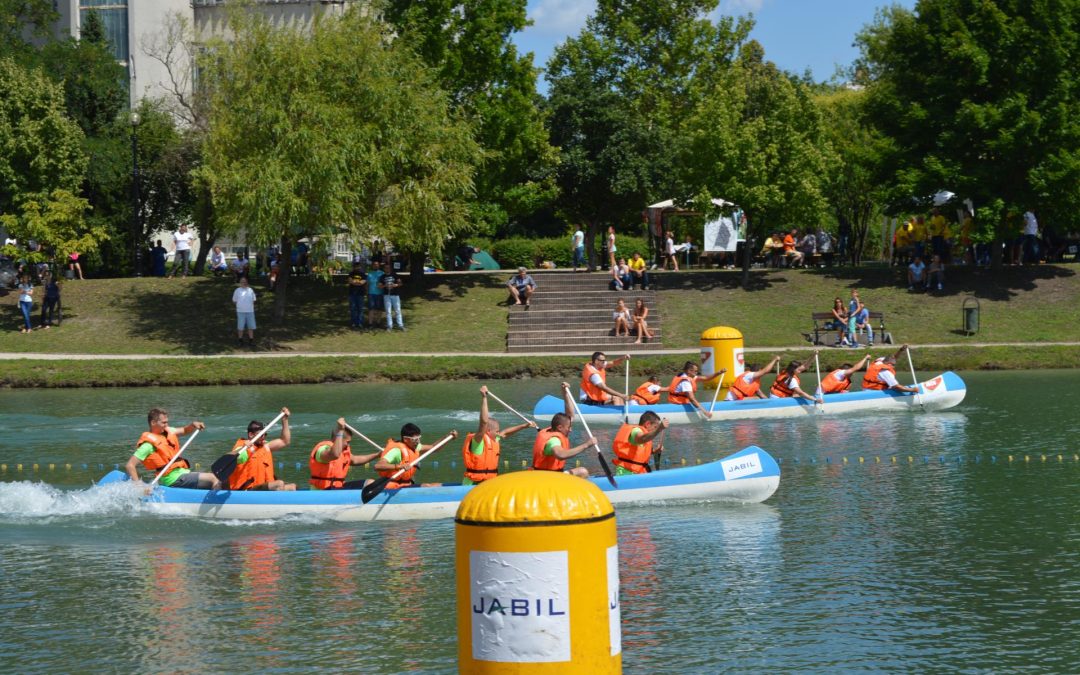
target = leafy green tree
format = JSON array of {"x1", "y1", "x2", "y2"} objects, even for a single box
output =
[
  {"x1": 856, "y1": 0, "x2": 1080, "y2": 267},
  {"x1": 201, "y1": 10, "x2": 481, "y2": 322},
  {"x1": 0, "y1": 0, "x2": 56, "y2": 58},
  {"x1": 682, "y1": 41, "x2": 829, "y2": 285},
  {"x1": 383, "y1": 0, "x2": 557, "y2": 236},
  {"x1": 0, "y1": 57, "x2": 102, "y2": 261}
]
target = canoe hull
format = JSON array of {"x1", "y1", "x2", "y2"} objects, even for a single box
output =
[
  {"x1": 533, "y1": 371, "x2": 967, "y2": 424},
  {"x1": 96, "y1": 445, "x2": 779, "y2": 522}
]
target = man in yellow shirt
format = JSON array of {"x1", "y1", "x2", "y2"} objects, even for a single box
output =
[
  {"x1": 628, "y1": 252, "x2": 650, "y2": 289},
  {"x1": 929, "y1": 208, "x2": 949, "y2": 260}
]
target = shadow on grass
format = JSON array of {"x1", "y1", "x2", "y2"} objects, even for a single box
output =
[
  {"x1": 121, "y1": 273, "x2": 507, "y2": 354},
  {"x1": 657, "y1": 270, "x2": 785, "y2": 292},
  {"x1": 803, "y1": 264, "x2": 1076, "y2": 300}
]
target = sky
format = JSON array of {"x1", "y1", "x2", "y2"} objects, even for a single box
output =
[{"x1": 513, "y1": 0, "x2": 918, "y2": 87}]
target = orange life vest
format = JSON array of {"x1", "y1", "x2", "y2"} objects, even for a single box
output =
[
  {"x1": 532, "y1": 428, "x2": 570, "y2": 471},
  {"x1": 612, "y1": 424, "x2": 652, "y2": 474},
  {"x1": 462, "y1": 432, "x2": 500, "y2": 482},
  {"x1": 137, "y1": 430, "x2": 190, "y2": 475},
  {"x1": 729, "y1": 373, "x2": 760, "y2": 400},
  {"x1": 862, "y1": 359, "x2": 896, "y2": 390},
  {"x1": 821, "y1": 369, "x2": 851, "y2": 394},
  {"x1": 667, "y1": 374, "x2": 696, "y2": 404},
  {"x1": 378, "y1": 440, "x2": 419, "y2": 489},
  {"x1": 309, "y1": 439, "x2": 352, "y2": 489},
  {"x1": 631, "y1": 382, "x2": 660, "y2": 405},
  {"x1": 580, "y1": 363, "x2": 610, "y2": 403},
  {"x1": 228, "y1": 438, "x2": 274, "y2": 490},
  {"x1": 770, "y1": 374, "x2": 799, "y2": 398}
]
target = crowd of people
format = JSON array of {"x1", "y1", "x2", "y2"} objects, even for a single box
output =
[{"x1": 759, "y1": 228, "x2": 838, "y2": 268}]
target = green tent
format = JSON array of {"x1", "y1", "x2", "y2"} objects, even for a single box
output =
[{"x1": 463, "y1": 250, "x2": 500, "y2": 270}]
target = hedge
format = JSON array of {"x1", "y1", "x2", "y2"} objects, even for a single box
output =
[{"x1": 489, "y1": 235, "x2": 652, "y2": 269}]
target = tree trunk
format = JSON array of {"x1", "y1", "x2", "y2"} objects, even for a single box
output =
[
  {"x1": 741, "y1": 212, "x2": 758, "y2": 288},
  {"x1": 990, "y1": 236, "x2": 1004, "y2": 270},
  {"x1": 584, "y1": 220, "x2": 601, "y2": 272},
  {"x1": 273, "y1": 237, "x2": 292, "y2": 325},
  {"x1": 192, "y1": 191, "x2": 216, "y2": 276},
  {"x1": 407, "y1": 250, "x2": 426, "y2": 289}
]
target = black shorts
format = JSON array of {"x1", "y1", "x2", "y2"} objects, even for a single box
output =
[{"x1": 169, "y1": 471, "x2": 204, "y2": 489}]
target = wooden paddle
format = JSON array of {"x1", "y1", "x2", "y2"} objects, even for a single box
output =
[
  {"x1": 210, "y1": 410, "x2": 287, "y2": 482},
  {"x1": 343, "y1": 422, "x2": 386, "y2": 453},
  {"x1": 486, "y1": 390, "x2": 536, "y2": 426},
  {"x1": 361, "y1": 432, "x2": 456, "y2": 504},
  {"x1": 569, "y1": 396, "x2": 618, "y2": 487},
  {"x1": 148, "y1": 429, "x2": 201, "y2": 488},
  {"x1": 905, "y1": 346, "x2": 925, "y2": 410}
]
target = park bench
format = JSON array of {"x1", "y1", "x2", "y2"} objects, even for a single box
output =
[{"x1": 805, "y1": 311, "x2": 893, "y2": 346}]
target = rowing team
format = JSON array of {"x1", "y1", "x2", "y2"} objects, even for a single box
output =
[
  {"x1": 124, "y1": 384, "x2": 665, "y2": 494},
  {"x1": 579, "y1": 345, "x2": 921, "y2": 417}
]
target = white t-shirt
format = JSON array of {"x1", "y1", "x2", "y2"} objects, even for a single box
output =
[
  {"x1": 673, "y1": 377, "x2": 694, "y2": 395},
  {"x1": 876, "y1": 369, "x2": 899, "y2": 388},
  {"x1": 769, "y1": 374, "x2": 801, "y2": 398},
  {"x1": 232, "y1": 286, "x2": 256, "y2": 313},
  {"x1": 210, "y1": 250, "x2": 226, "y2": 267},
  {"x1": 908, "y1": 260, "x2": 925, "y2": 280},
  {"x1": 608, "y1": 232, "x2": 616, "y2": 253},
  {"x1": 573, "y1": 230, "x2": 584, "y2": 249},
  {"x1": 1023, "y1": 211, "x2": 1038, "y2": 236},
  {"x1": 665, "y1": 237, "x2": 675, "y2": 255},
  {"x1": 174, "y1": 230, "x2": 193, "y2": 252}
]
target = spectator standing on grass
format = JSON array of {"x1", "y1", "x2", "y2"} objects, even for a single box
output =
[
  {"x1": 607, "y1": 226, "x2": 617, "y2": 270},
  {"x1": 232, "y1": 276, "x2": 257, "y2": 347},
  {"x1": 151, "y1": 240, "x2": 167, "y2": 277},
  {"x1": 927, "y1": 254, "x2": 946, "y2": 291},
  {"x1": 816, "y1": 229, "x2": 834, "y2": 267},
  {"x1": 16, "y1": 273, "x2": 33, "y2": 333},
  {"x1": 171, "y1": 224, "x2": 193, "y2": 278},
  {"x1": 848, "y1": 289, "x2": 873, "y2": 347},
  {"x1": 367, "y1": 263, "x2": 385, "y2": 325},
  {"x1": 1022, "y1": 211, "x2": 1040, "y2": 264},
  {"x1": 380, "y1": 262, "x2": 405, "y2": 330},
  {"x1": 907, "y1": 256, "x2": 926, "y2": 291},
  {"x1": 40, "y1": 273, "x2": 60, "y2": 329},
  {"x1": 664, "y1": 231, "x2": 679, "y2": 271},
  {"x1": 209, "y1": 246, "x2": 227, "y2": 276},
  {"x1": 929, "y1": 208, "x2": 949, "y2": 260},
  {"x1": 507, "y1": 267, "x2": 536, "y2": 306},
  {"x1": 572, "y1": 228, "x2": 585, "y2": 271},
  {"x1": 629, "y1": 252, "x2": 650, "y2": 289},
  {"x1": 347, "y1": 262, "x2": 367, "y2": 329},
  {"x1": 911, "y1": 216, "x2": 927, "y2": 261},
  {"x1": 799, "y1": 230, "x2": 817, "y2": 265},
  {"x1": 67, "y1": 252, "x2": 84, "y2": 280}
]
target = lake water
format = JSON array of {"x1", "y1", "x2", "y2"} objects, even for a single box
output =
[{"x1": 1, "y1": 371, "x2": 1079, "y2": 673}]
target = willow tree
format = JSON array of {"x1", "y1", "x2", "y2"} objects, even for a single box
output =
[{"x1": 201, "y1": 10, "x2": 480, "y2": 322}]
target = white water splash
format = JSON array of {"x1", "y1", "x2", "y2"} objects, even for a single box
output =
[{"x1": 0, "y1": 480, "x2": 145, "y2": 522}]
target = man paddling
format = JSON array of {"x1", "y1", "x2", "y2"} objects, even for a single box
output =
[
  {"x1": 373, "y1": 424, "x2": 456, "y2": 489},
  {"x1": 309, "y1": 418, "x2": 382, "y2": 489},
  {"x1": 862, "y1": 345, "x2": 919, "y2": 393},
  {"x1": 532, "y1": 383, "x2": 598, "y2": 478},
  {"x1": 227, "y1": 408, "x2": 295, "y2": 491},
  {"x1": 125, "y1": 408, "x2": 220, "y2": 490},
  {"x1": 821, "y1": 355, "x2": 872, "y2": 394},
  {"x1": 612, "y1": 411, "x2": 669, "y2": 475},
  {"x1": 725, "y1": 356, "x2": 781, "y2": 401},
  {"x1": 580, "y1": 351, "x2": 630, "y2": 406},
  {"x1": 630, "y1": 375, "x2": 668, "y2": 405},
  {"x1": 462, "y1": 386, "x2": 537, "y2": 485},
  {"x1": 668, "y1": 360, "x2": 724, "y2": 418}
]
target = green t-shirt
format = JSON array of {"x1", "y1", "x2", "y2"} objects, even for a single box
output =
[
  {"x1": 542, "y1": 437, "x2": 562, "y2": 456},
  {"x1": 312, "y1": 441, "x2": 334, "y2": 463},
  {"x1": 383, "y1": 446, "x2": 404, "y2": 465},
  {"x1": 134, "y1": 431, "x2": 190, "y2": 487}
]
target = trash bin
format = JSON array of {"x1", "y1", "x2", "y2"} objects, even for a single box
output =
[{"x1": 962, "y1": 296, "x2": 980, "y2": 335}]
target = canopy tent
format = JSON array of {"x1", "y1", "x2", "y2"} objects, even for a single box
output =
[{"x1": 645, "y1": 198, "x2": 744, "y2": 255}]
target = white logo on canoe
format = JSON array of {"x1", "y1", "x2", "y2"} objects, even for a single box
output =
[{"x1": 721, "y1": 452, "x2": 762, "y2": 480}]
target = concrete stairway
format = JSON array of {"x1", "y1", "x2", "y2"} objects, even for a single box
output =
[{"x1": 507, "y1": 271, "x2": 665, "y2": 352}]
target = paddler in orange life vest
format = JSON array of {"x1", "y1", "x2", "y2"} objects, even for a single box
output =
[
  {"x1": 769, "y1": 359, "x2": 823, "y2": 403},
  {"x1": 462, "y1": 386, "x2": 537, "y2": 485},
  {"x1": 862, "y1": 344, "x2": 920, "y2": 393},
  {"x1": 612, "y1": 411, "x2": 669, "y2": 475},
  {"x1": 309, "y1": 418, "x2": 382, "y2": 489},
  {"x1": 630, "y1": 375, "x2": 669, "y2": 405},
  {"x1": 667, "y1": 358, "x2": 724, "y2": 418},
  {"x1": 227, "y1": 408, "x2": 295, "y2": 491},
  {"x1": 125, "y1": 407, "x2": 220, "y2": 490},
  {"x1": 725, "y1": 355, "x2": 782, "y2": 401},
  {"x1": 820, "y1": 354, "x2": 872, "y2": 394},
  {"x1": 373, "y1": 423, "x2": 456, "y2": 489},
  {"x1": 580, "y1": 351, "x2": 630, "y2": 406},
  {"x1": 532, "y1": 382, "x2": 598, "y2": 478}
]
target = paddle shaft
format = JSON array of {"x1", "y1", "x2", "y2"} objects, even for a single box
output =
[
  {"x1": 814, "y1": 352, "x2": 824, "y2": 413},
  {"x1": 210, "y1": 410, "x2": 287, "y2": 482},
  {"x1": 569, "y1": 395, "x2": 618, "y2": 487},
  {"x1": 343, "y1": 423, "x2": 386, "y2": 453},
  {"x1": 623, "y1": 360, "x2": 630, "y2": 422},
  {"x1": 361, "y1": 433, "x2": 455, "y2": 503},
  {"x1": 708, "y1": 373, "x2": 723, "y2": 413},
  {"x1": 906, "y1": 348, "x2": 924, "y2": 409},
  {"x1": 486, "y1": 391, "x2": 535, "y2": 426},
  {"x1": 652, "y1": 427, "x2": 666, "y2": 472},
  {"x1": 149, "y1": 429, "x2": 200, "y2": 487}
]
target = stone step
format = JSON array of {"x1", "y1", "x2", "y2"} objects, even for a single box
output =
[
  {"x1": 507, "y1": 338, "x2": 667, "y2": 352},
  {"x1": 507, "y1": 326, "x2": 664, "y2": 338},
  {"x1": 510, "y1": 305, "x2": 662, "y2": 317},
  {"x1": 509, "y1": 316, "x2": 662, "y2": 329}
]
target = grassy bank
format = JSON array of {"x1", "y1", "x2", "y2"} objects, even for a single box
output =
[
  {"x1": 1, "y1": 263, "x2": 1078, "y2": 387},
  {"x1": 3, "y1": 345, "x2": 1079, "y2": 388}
]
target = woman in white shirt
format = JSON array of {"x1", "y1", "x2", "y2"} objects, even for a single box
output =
[
  {"x1": 613, "y1": 299, "x2": 631, "y2": 337},
  {"x1": 232, "y1": 276, "x2": 257, "y2": 346},
  {"x1": 171, "y1": 224, "x2": 193, "y2": 278},
  {"x1": 17, "y1": 274, "x2": 33, "y2": 333}
]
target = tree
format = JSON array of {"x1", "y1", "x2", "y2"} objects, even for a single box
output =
[
  {"x1": 0, "y1": 57, "x2": 102, "y2": 261},
  {"x1": 856, "y1": 0, "x2": 1080, "y2": 268},
  {"x1": 0, "y1": 0, "x2": 56, "y2": 58},
  {"x1": 201, "y1": 10, "x2": 480, "y2": 323},
  {"x1": 817, "y1": 87, "x2": 886, "y2": 265},
  {"x1": 383, "y1": 0, "x2": 558, "y2": 236},
  {"x1": 681, "y1": 42, "x2": 829, "y2": 286}
]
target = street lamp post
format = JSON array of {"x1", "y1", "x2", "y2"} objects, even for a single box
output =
[{"x1": 130, "y1": 111, "x2": 142, "y2": 277}]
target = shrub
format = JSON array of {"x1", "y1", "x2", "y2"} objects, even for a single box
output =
[{"x1": 489, "y1": 234, "x2": 655, "y2": 269}]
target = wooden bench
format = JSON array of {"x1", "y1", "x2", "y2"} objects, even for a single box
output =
[{"x1": 805, "y1": 311, "x2": 893, "y2": 346}]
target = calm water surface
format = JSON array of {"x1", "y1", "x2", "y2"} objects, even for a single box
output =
[{"x1": 1, "y1": 371, "x2": 1079, "y2": 673}]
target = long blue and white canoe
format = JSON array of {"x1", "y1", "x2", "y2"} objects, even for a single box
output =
[
  {"x1": 534, "y1": 371, "x2": 967, "y2": 425},
  {"x1": 95, "y1": 445, "x2": 778, "y2": 522}
]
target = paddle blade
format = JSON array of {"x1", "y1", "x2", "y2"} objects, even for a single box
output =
[
  {"x1": 360, "y1": 476, "x2": 391, "y2": 504},
  {"x1": 210, "y1": 454, "x2": 238, "y2": 482},
  {"x1": 596, "y1": 452, "x2": 618, "y2": 488}
]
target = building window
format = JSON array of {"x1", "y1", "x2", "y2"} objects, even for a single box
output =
[{"x1": 80, "y1": 2, "x2": 128, "y2": 63}]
